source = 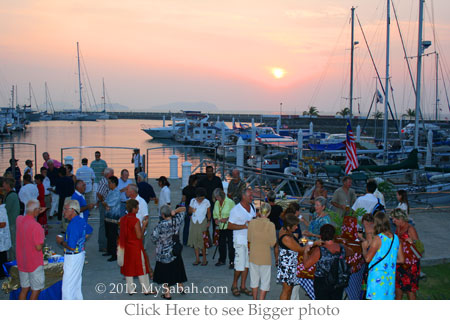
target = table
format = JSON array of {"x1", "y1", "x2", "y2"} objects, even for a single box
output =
[{"x1": 2, "y1": 259, "x2": 64, "y2": 300}]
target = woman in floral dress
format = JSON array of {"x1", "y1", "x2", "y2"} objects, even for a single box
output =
[
  {"x1": 362, "y1": 211, "x2": 404, "y2": 300},
  {"x1": 391, "y1": 208, "x2": 421, "y2": 300}
]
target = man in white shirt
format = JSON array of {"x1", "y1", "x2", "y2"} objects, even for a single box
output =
[
  {"x1": 227, "y1": 187, "x2": 256, "y2": 297},
  {"x1": 75, "y1": 158, "x2": 95, "y2": 205},
  {"x1": 18, "y1": 174, "x2": 39, "y2": 214},
  {"x1": 352, "y1": 180, "x2": 380, "y2": 215},
  {"x1": 126, "y1": 184, "x2": 149, "y2": 247}
]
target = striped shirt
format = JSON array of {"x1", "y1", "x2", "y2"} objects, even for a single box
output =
[{"x1": 97, "y1": 177, "x2": 110, "y2": 199}]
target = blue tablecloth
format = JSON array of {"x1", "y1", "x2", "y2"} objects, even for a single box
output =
[
  {"x1": 9, "y1": 281, "x2": 62, "y2": 300},
  {"x1": 298, "y1": 267, "x2": 364, "y2": 300},
  {"x1": 3, "y1": 258, "x2": 64, "y2": 300}
]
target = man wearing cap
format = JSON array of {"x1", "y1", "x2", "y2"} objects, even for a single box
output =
[
  {"x1": 42, "y1": 152, "x2": 62, "y2": 169},
  {"x1": 5, "y1": 159, "x2": 22, "y2": 193},
  {"x1": 75, "y1": 158, "x2": 95, "y2": 205},
  {"x1": 56, "y1": 199, "x2": 93, "y2": 300},
  {"x1": 136, "y1": 172, "x2": 156, "y2": 204}
]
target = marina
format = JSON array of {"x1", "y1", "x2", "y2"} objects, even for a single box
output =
[{"x1": 2, "y1": 0, "x2": 450, "y2": 313}]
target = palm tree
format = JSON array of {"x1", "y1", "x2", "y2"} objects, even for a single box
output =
[
  {"x1": 404, "y1": 108, "x2": 415, "y2": 121},
  {"x1": 336, "y1": 107, "x2": 350, "y2": 117},
  {"x1": 302, "y1": 106, "x2": 319, "y2": 118},
  {"x1": 373, "y1": 110, "x2": 383, "y2": 139}
]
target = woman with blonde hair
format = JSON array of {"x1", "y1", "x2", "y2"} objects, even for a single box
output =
[
  {"x1": 248, "y1": 202, "x2": 276, "y2": 300},
  {"x1": 391, "y1": 208, "x2": 421, "y2": 300},
  {"x1": 362, "y1": 211, "x2": 404, "y2": 300}
]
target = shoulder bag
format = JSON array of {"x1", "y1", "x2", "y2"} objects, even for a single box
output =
[{"x1": 360, "y1": 234, "x2": 395, "y2": 299}]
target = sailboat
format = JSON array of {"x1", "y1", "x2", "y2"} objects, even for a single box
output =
[{"x1": 54, "y1": 42, "x2": 97, "y2": 121}]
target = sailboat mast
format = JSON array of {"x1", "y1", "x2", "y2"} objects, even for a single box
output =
[
  {"x1": 45, "y1": 82, "x2": 48, "y2": 113},
  {"x1": 414, "y1": 0, "x2": 425, "y2": 149},
  {"x1": 435, "y1": 52, "x2": 439, "y2": 121},
  {"x1": 77, "y1": 42, "x2": 83, "y2": 113},
  {"x1": 102, "y1": 77, "x2": 106, "y2": 113},
  {"x1": 349, "y1": 7, "x2": 355, "y2": 118},
  {"x1": 383, "y1": 0, "x2": 391, "y2": 162},
  {"x1": 28, "y1": 82, "x2": 32, "y2": 108}
]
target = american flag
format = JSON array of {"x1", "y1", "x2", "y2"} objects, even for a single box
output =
[{"x1": 345, "y1": 119, "x2": 359, "y2": 174}]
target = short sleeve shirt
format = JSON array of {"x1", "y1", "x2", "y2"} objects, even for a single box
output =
[
  {"x1": 65, "y1": 215, "x2": 92, "y2": 253},
  {"x1": 76, "y1": 166, "x2": 95, "y2": 193},
  {"x1": 331, "y1": 187, "x2": 356, "y2": 216},
  {"x1": 90, "y1": 159, "x2": 108, "y2": 183},
  {"x1": 190, "y1": 198, "x2": 211, "y2": 224},
  {"x1": 228, "y1": 203, "x2": 256, "y2": 245},
  {"x1": 352, "y1": 193, "x2": 379, "y2": 214},
  {"x1": 16, "y1": 215, "x2": 44, "y2": 272},
  {"x1": 158, "y1": 186, "x2": 171, "y2": 211}
]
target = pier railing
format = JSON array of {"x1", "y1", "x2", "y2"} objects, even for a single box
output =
[{"x1": 0, "y1": 142, "x2": 37, "y2": 176}]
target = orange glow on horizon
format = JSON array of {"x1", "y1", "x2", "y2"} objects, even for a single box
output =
[{"x1": 271, "y1": 68, "x2": 286, "y2": 79}]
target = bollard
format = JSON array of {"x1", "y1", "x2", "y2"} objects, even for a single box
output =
[
  {"x1": 64, "y1": 155, "x2": 74, "y2": 166},
  {"x1": 181, "y1": 161, "x2": 192, "y2": 188},
  {"x1": 426, "y1": 130, "x2": 433, "y2": 167},
  {"x1": 169, "y1": 155, "x2": 179, "y2": 179},
  {"x1": 297, "y1": 129, "x2": 303, "y2": 163},
  {"x1": 236, "y1": 137, "x2": 244, "y2": 179},
  {"x1": 251, "y1": 118, "x2": 256, "y2": 157}
]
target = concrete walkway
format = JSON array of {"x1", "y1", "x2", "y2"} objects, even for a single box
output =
[{"x1": 2, "y1": 177, "x2": 449, "y2": 300}]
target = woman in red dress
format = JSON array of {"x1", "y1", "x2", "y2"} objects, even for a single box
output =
[
  {"x1": 34, "y1": 174, "x2": 48, "y2": 235},
  {"x1": 119, "y1": 199, "x2": 155, "y2": 295},
  {"x1": 391, "y1": 208, "x2": 421, "y2": 300}
]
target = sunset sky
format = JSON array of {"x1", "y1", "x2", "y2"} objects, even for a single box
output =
[{"x1": 1, "y1": 0, "x2": 449, "y2": 118}]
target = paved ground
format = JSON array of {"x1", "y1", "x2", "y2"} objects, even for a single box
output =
[{"x1": 2, "y1": 177, "x2": 449, "y2": 300}]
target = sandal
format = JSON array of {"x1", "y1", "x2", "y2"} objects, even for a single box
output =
[
  {"x1": 192, "y1": 261, "x2": 200, "y2": 266},
  {"x1": 240, "y1": 287, "x2": 252, "y2": 296},
  {"x1": 201, "y1": 261, "x2": 208, "y2": 266},
  {"x1": 231, "y1": 286, "x2": 240, "y2": 297},
  {"x1": 161, "y1": 294, "x2": 172, "y2": 300}
]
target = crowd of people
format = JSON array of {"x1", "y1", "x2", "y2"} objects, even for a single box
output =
[{"x1": 0, "y1": 152, "x2": 423, "y2": 301}]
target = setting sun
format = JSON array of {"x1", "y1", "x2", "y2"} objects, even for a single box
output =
[{"x1": 272, "y1": 68, "x2": 286, "y2": 79}]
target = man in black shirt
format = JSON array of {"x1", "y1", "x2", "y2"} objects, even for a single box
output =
[
  {"x1": 197, "y1": 166, "x2": 223, "y2": 231},
  {"x1": 136, "y1": 172, "x2": 156, "y2": 204},
  {"x1": 267, "y1": 191, "x2": 283, "y2": 232},
  {"x1": 182, "y1": 174, "x2": 198, "y2": 245}
]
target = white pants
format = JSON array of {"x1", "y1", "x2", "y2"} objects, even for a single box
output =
[
  {"x1": 125, "y1": 251, "x2": 150, "y2": 294},
  {"x1": 62, "y1": 251, "x2": 85, "y2": 300},
  {"x1": 249, "y1": 262, "x2": 271, "y2": 291},
  {"x1": 50, "y1": 191, "x2": 59, "y2": 217}
]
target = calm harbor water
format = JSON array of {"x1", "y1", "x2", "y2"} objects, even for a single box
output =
[{"x1": 0, "y1": 119, "x2": 216, "y2": 178}]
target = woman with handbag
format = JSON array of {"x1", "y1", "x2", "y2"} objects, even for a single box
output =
[
  {"x1": 151, "y1": 205, "x2": 187, "y2": 300},
  {"x1": 361, "y1": 211, "x2": 404, "y2": 300},
  {"x1": 187, "y1": 187, "x2": 211, "y2": 266},
  {"x1": 303, "y1": 224, "x2": 353, "y2": 300},
  {"x1": 118, "y1": 199, "x2": 154, "y2": 295},
  {"x1": 391, "y1": 208, "x2": 421, "y2": 300}
]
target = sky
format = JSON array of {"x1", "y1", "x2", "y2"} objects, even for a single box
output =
[{"x1": 1, "y1": 0, "x2": 450, "y2": 119}]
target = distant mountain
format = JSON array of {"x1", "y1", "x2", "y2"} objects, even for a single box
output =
[
  {"x1": 147, "y1": 101, "x2": 218, "y2": 113},
  {"x1": 50, "y1": 101, "x2": 130, "y2": 112}
]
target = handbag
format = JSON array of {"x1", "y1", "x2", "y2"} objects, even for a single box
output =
[
  {"x1": 360, "y1": 234, "x2": 395, "y2": 300},
  {"x1": 203, "y1": 230, "x2": 212, "y2": 248},
  {"x1": 171, "y1": 218, "x2": 183, "y2": 257}
]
